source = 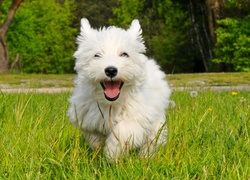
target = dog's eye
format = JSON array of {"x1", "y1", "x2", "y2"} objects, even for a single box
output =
[
  {"x1": 94, "y1": 53, "x2": 102, "y2": 58},
  {"x1": 120, "y1": 52, "x2": 129, "y2": 58}
]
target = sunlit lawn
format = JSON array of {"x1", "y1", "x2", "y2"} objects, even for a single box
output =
[
  {"x1": 0, "y1": 89, "x2": 249, "y2": 179},
  {"x1": 0, "y1": 72, "x2": 249, "y2": 88}
]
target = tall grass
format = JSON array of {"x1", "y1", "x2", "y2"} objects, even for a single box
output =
[{"x1": 0, "y1": 91, "x2": 249, "y2": 179}]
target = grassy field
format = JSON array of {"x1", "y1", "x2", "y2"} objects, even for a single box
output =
[
  {"x1": 0, "y1": 89, "x2": 249, "y2": 179},
  {"x1": 0, "y1": 72, "x2": 249, "y2": 88},
  {"x1": 0, "y1": 74, "x2": 74, "y2": 89}
]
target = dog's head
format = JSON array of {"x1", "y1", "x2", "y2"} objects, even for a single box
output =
[{"x1": 74, "y1": 18, "x2": 147, "y2": 102}]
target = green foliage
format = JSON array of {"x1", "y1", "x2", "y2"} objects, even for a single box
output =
[
  {"x1": 111, "y1": 0, "x2": 190, "y2": 73},
  {"x1": 0, "y1": 1, "x2": 11, "y2": 24},
  {"x1": 224, "y1": 0, "x2": 250, "y2": 12},
  {"x1": 214, "y1": 17, "x2": 250, "y2": 72},
  {"x1": 0, "y1": 90, "x2": 249, "y2": 178},
  {"x1": 73, "y1": 0, "x2": 116, "y2": 28},
  {"x1": 150, "y1": 0, "x2": 189, "y2": 73},
  {"x1": 6, "y1": 0, "x2": 76, "y2": 73},
  {"x1": 112, "y1": 0, "x2": 143, "y2": 27},
  {"x1": 2, "y1": 0, "x2": 250, "y2": 73}
]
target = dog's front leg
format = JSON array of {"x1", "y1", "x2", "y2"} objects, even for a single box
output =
[{"x1": 103, "y1": 120, "x2": 146, "y2": 161}]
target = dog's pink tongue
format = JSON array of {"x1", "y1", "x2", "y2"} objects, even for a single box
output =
[{"x1": 104, "y1": 81, "x2": 120, "y2": 98}]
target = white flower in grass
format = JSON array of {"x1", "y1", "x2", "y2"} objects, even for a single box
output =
[
  {"x1": 190, "y1": 90, "x2": 198, "y2": 98},
  {"x1": 37, "y1": 89, "x2": 43, "y2": 94},
  {"x1": 239, "y1": 97, "x2": 246, "y2": 103},
  {"x1": 169, "y1": 100, "x2": 176, "y2": 108}
]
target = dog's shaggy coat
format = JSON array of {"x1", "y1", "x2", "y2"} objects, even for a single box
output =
[{"x1": 68, "y1": 18, "x2": 171, "y2": 161}]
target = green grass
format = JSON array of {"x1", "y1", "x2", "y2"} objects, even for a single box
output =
[
  {"x1": 0, "y1": 90, "x2": 249, "y2": 179},
  {"x1": 0, "y1": 72, "x2": 249, "y2": 89},
  {"x1": 167, "y1": 72, "x2": 250, "y2": 87},
  {"x1": 0, "y1": 74, "x2": 74, "y2": 88}
]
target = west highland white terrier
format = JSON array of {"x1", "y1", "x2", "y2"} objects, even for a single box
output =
[{"x1": 68, "y1": 18, "x2": 171, "y2": 161}]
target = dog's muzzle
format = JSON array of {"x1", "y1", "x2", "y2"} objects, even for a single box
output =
[{"x1": 101, "y1": 66, "x2": 124, "y2": 101}]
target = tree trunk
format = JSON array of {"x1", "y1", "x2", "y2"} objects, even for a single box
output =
[
  {"x1": 189, "y1": 0, "x2": 212, "y2": 72},
  {"x1": 0, "y1": 34, "x2": 10, "y2": 73},
  {"x1": 206, "y1": 0, "x2": 221, "y2": 45},
  {"x1": 0, "y1": 0, "x2": 23, "y2": 73}
]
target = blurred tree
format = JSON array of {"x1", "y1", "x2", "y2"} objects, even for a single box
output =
[
  {"x1": 206, "y1": 0, "x2": 220, "y2": 45},
  {"x1": 0, "y1": 0, "x2": 23, "y2": 73},
  {"x1": 6, "y1": 0, "x2": 76, "y2": 73},
  {"x1": 112, "y1": 0, "x2": 191, "y2": 73},
  {"x1": 187, "y1": 0, "x2": 215, "y2": 72},
  {"x1": 213, "y1": 0, "x2": 250, "y2": 71},
  {"x1": 2, "y1": 0, "x2": 249, "y2": 74},
  {"x1": 73, "y1": 0, "x2": 116, "y2": 28},
  {"x1": 111, "y1": 0, "x2": 143, "y2": 27}
]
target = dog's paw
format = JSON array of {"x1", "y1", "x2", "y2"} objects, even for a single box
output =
[
  {"x1": 103, "y1": 137, "x2": 121, "y2": 162},
  {"x1": 103, "y1": 135, "x2": 132, "y2": 162}
]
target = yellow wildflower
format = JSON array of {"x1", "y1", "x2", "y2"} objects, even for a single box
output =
[{"x1": 231, "y1": 91, "x2": 238, "y2": 96}]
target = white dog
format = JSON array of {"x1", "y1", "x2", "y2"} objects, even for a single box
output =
[{"x1": 68, "y1": 18, "x2": 171, "y2": 161}]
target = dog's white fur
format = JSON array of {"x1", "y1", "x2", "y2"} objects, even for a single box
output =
[{"x1": 68, "y1": 18, "x2": 171, "y2": 161}]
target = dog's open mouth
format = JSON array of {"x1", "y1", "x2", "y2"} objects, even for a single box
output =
[{"x1": 100, "y1": 80, "x2": 124, "y2": 101}]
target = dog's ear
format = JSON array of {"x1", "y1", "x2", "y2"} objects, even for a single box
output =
[
  {"x1": 127, "y1": 19, "x2": 145, "y2": 52},
  {"x1": 128, "y1": 19, "x2": 144, "y2": 43},
  {"x1": 80, "y1": 18, "x2": 92, "y2": 36},
  {"x1": 129, "y1": 19, "x2": 141, "y2": 33},
  {"x1": 76, "y1": 18, "x2": 93, "y2": 45}
]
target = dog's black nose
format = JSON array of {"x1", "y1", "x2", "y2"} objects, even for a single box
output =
[{"x1": 105, "y1": 66, "x2": 118, "y2": 78}]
